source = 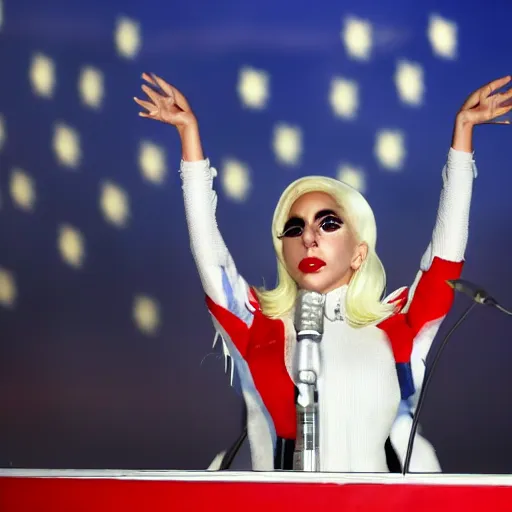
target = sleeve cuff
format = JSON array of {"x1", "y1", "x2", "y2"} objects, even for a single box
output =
[
  {"x1": 180, "y1": 158, "x2": 218, "y2": 179},
  {"x1": 447, "y1": 147, "x2": 478, "y2": 178}
]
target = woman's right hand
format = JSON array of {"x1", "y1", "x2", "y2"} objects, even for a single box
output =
[
  {"x1": 135, "y1": 73, "x2": 204, "y2": 161},
  {"x1": 134, "y1": 73, "x2": 197, "y2": 131}
]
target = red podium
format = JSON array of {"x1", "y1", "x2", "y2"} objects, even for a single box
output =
[{"x1": 1, "y1": 469, "x2": 512, "y2": 511}]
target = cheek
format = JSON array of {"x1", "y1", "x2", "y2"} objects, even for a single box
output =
[
  {"x1": 282, "y1": 240, "x2": 302, "y2": 272},
  {"x1": 282, "y1": 240, "x2": 295, "y2": 261},
  {"x1": 322, "y1": 232, "x2": 355, "y2": 262}
]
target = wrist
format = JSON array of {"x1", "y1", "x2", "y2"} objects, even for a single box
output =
[
  {"x1": 455, "y1": 110, "x2": 474, "y2": 130},
  {"x1": 177, "y1": 116, "x2": 198, "y2": 135},
  {"x1": 451, "y1": 111, "x2": 474, "y2": 153},
  {"x1": 178, "y1": 121, "x2": 204, "y2": 161}
]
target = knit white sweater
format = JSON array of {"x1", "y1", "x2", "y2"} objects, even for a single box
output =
[{"x1": 315, "y1": 285, "x2": 400, "y2": 471}]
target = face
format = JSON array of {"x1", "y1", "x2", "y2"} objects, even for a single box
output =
[{"x1": 279, "y1": 191, "x2": 367, "y2": 294}]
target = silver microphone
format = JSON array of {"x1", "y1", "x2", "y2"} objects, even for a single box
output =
[{"x1": 292, "y1": 290, "x2": 325, "y2": 472}]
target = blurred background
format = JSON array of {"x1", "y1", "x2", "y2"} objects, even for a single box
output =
[{"x1": 1, "y1": 0, "x2": 512, "y2": 474}]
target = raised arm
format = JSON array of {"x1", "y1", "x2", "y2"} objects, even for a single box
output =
[
  {"x1": 388, "y1": 75, "x2": 512, "y2": 471},
  {"x1": 387, "y1": 143, "x2": 475, "y2": 472},
  {"x1": 134, "y1": 73, "x2": 255, "y2": 332},
  {"x1": 408, "y1": 75, "x2": 512, "y2": 386}
]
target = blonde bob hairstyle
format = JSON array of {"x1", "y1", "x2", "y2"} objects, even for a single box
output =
[{"x1": 254, "y1": 176, "x2": 395, "y2": 328}]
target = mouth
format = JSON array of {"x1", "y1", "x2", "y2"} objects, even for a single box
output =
[{"x1": 299, "y1": 257, "x2": 326, "y2": 274}]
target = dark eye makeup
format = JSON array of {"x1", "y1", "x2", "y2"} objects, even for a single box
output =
[
  {"x1": 278, "y1": 217, "x2": 304, "y2": 238},
  {"x1": 278, "y1": 210, "x2": 343, "y2": 239},
  {"x1": 320, "y1": 215, "x2": 343, "y2": 232}
]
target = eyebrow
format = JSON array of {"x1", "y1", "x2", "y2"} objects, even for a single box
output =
[{"x1": 314, "y1": 209, "x2": 339, "y2": 221}]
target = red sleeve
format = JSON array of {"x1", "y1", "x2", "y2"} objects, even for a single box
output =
[
  {"x1": 205, "y1": 295, "x2": 253, "y2": 359},
  {"x1": 379, "y1": 257, "x2": 464, "y2": 364},
  {"x1": 406, "y1": 257, "x2": 463, "y2": 332}
]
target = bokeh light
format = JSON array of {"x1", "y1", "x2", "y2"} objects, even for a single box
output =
[
  {"x1": 0, "y1": 267, "x2": 16, "y2": 309},
  {"x1": 0, "y1": 114, "x2": 5, "y2": 151},
  {"x1": 395, "y1": 60, "x2": 425, "y2": 106},
  {"x1": 273, "y1": 123, "x2": 302, "y2": 166},
  {"x1": 58, "y1": 224, "x2": 86, "y2": 269},
  {"x1": 53, "y1": 122, "x2": 81, "y2": 169},
  {"x1": 237, "y1": 66, "x2": 270, "y2": 110},
  {"x1": 221, "y1": 159, "x2": 251, "y2": 201},
  {"x1": 9, "y1": 168, "x2": 36, "y2": 212},
  {"x1": 330, "y1": 78, "x2": 359, "y2": 119},
  {"x1": 115, "y1": 16, "x2": 141, "y2": 59},
  {"x1": 342, "y1": 16, "x2": 373, "y2": 61},
  {"x1": 99, "y1": 181, "x2": 130, "y2": 228},
  {"x1": 133, "y1": 295, "x2": 161, "y2": 336},
  {"x1": 337, "y1": 164, "x2": 366, "y2": 193},
  {"x1": 428, "y1": 14, "x2": 457, "y2": 59},
  {"x1": 29, "y1": 53, "x2": 55, "y2": 98},
  {"x1": 139, "y1": 141, "x2": 167, "y2": 185},
  {"x1": 374, "y1": 130, "x2": 406, "y2": 171},
  {"x1": 78, "y1": 66, "x2": 105, "y2": 109}
]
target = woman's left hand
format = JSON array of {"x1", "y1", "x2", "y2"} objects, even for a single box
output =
[
  {"x1": 458, "y1": 75, "x2": 512, "y2": 126},
  {"x1": 452, "y1": 75, "x2": 512, "y2": 152}
]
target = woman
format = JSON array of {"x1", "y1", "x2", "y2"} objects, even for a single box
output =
[{"x1": 134, "y1": 74, "x2": 512, "y2": 472}]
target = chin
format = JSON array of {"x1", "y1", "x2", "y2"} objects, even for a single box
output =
[{"x1": 296, "y1": 274, "x2": 332, "y2": 294}]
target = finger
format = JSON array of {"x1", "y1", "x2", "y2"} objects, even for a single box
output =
[
  {"x1": 151, "y1": 74, "x2": 175, "y2": 97},
  {"x1": 151, "y1": 73, "x2": 175, "y2": 100},
  {"x1": 481, "y1": 75, "x2": 512, "y2": 99},
  {"x1": 141, "y1": 84, "x2": 165, "y2": 105},
  {"x1": 152, "y1": 74, "x2": 191, "y2": 111},
  {"x1": 482, "y1": 120, "x2": 511, "y2": 125},
  {"x1": 461, "y1": 92, "x2": 480, "y2": 110},
  {"x1": 501, "y1": 97, "x2": 512, "y2": 109},
  {"x1": 172, "y1": 88, "x2": 191, "y2": 112},
  {"x1": 477, "y1": 103, "x2": 512, "y2": 125},
  {"x1": 149, "y1": 73, "x2": 174, "y2": 99},
  {"x1": 138, "y1": 112, "x2": 155, "y2": 118},
  {"x1": 462, "y1": 75, "x2": 512, "y2": 110},
  {"x1": 142, "y1": 72, "x2": 156, "y2": 86},
  {"x1": 494, "y1": 103, "x2": 512, "y2": 119},
  {"x1": 496, "y1": 87, "x2": 512, "y2": 107},
  {"x1": 133, "y1": 96, "x2": 156, "y2": 112}
]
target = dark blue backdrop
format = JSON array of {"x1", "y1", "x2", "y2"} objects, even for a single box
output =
[{"x1": 1, "y1": 0, "x2": 512, "y2": 473}]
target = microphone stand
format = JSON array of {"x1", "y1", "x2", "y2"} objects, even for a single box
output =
[
  {"x1": 403, "y1": 278, "x2": 512, "y2": 475},
  {"x1": 402, "y1": 301, "x2": 477, "y2": 474},
  {"x1": 219, "y1": 426, "x2": 248, "y2": 470},
  {"x1": 293, "y1": 373, "x2": 320, "y2": 471}
]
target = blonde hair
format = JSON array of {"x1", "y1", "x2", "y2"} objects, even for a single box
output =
[{"x1": 255, "y1": 176, "x2": 395, "y2": 328}]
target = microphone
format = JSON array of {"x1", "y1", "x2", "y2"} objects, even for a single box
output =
[
  {"x1": 403, "y1": 277, "x2": 511, "y2": 474},
  {"x1": 292, "y1": 290, "x2": 325, "y2": 472},
  {"x1": 447, "y1": 278, "x2": 512, "y2": 315},
  {"x1": 294, "y1": 290, "x2": 325, "y2": 384}
]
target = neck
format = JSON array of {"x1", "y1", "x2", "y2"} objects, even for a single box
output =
[{"x1": 319, "y1": 272, "x2": 353, "y2": 295}]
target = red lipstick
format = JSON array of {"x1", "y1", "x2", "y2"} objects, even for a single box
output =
[{"x1": 299, "y1": 257, "x2": 326, "y2": 274}]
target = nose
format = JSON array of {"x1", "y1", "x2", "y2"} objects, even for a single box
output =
[{"x1": 301, "y1": 225, "x2": 318, "y2": 248}]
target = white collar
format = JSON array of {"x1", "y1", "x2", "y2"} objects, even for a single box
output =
[{"x1": 324, "y1": 284, "x2": 347, "y2": 322}]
